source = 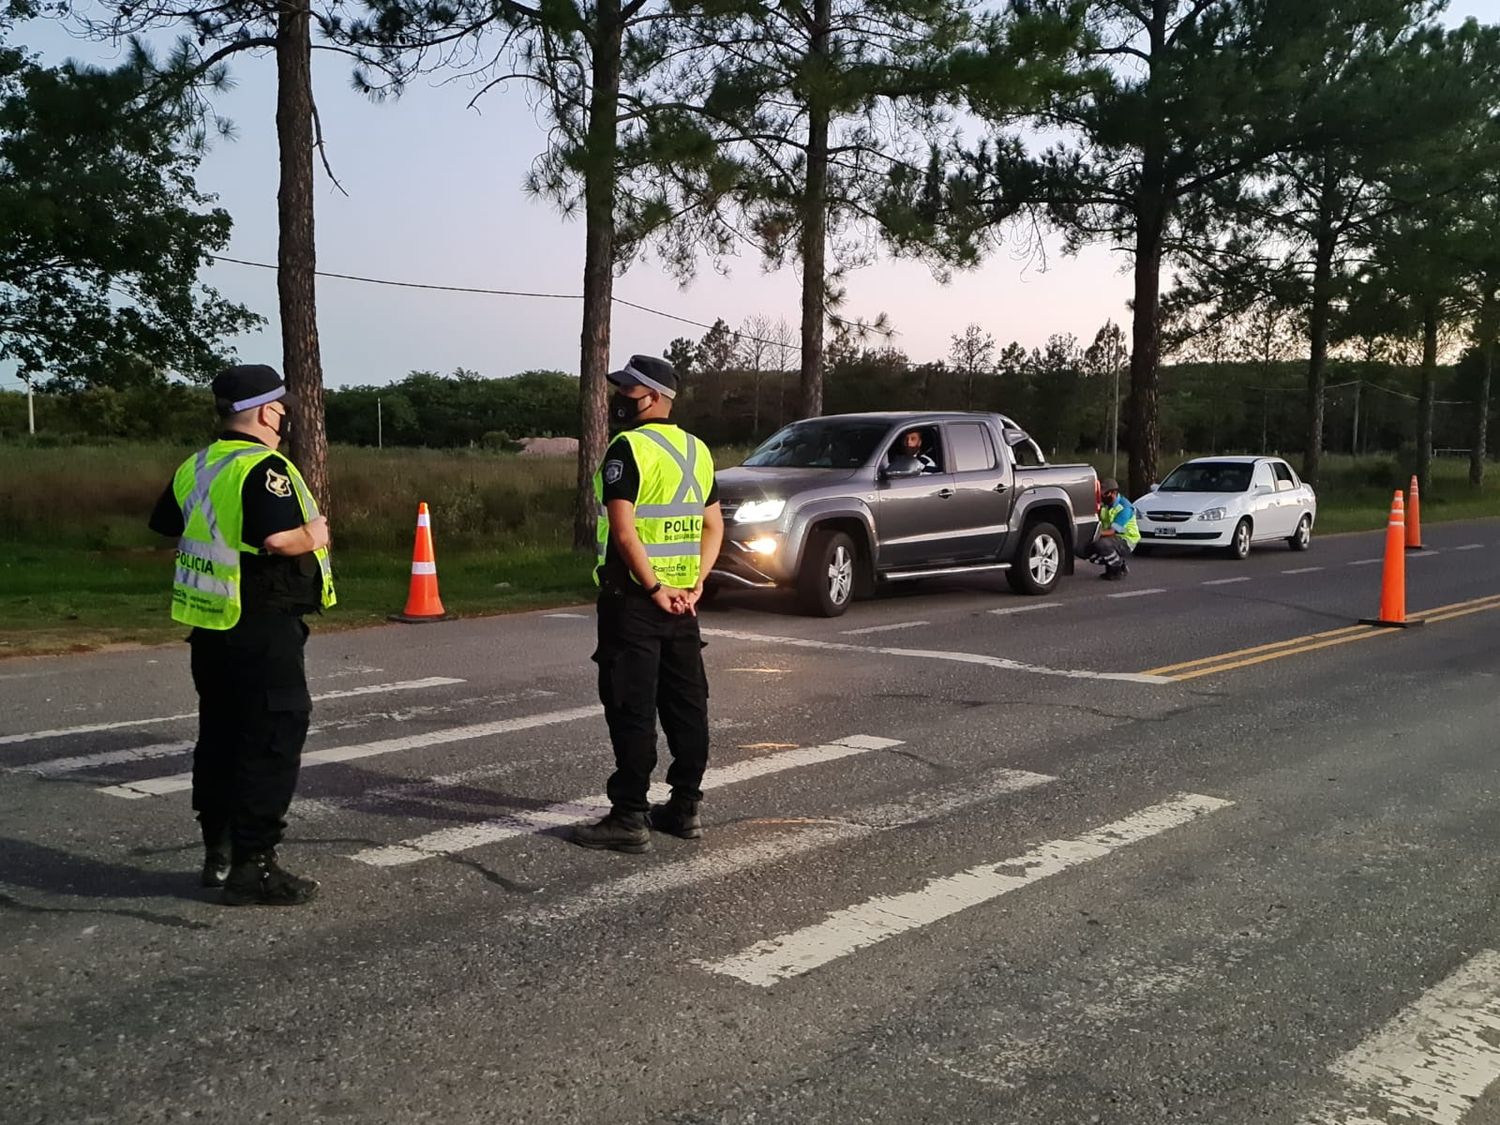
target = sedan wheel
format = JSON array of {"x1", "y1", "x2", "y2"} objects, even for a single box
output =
[
  {"x1": 1226, "y1": 518, "x2": 1253, "y2": 561},
  {"x1": 1287, "y1": 514, "x2": 1312, "y2": 551}
]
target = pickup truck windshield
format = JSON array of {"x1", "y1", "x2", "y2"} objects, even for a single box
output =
[
  {"x1": 743, "y1": 420, "x2": 891, "y2": 469},
  {"x1": 1159, "y1": 463, "x2": 1254, "y2": 493}
]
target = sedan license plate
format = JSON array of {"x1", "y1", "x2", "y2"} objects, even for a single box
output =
[{"x1": 1155, "y1": 526, "x2": 1176, "y2": 537}]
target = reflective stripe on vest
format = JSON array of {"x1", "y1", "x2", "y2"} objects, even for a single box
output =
[
  {"x1": 170, "y1": 441, "x2": 336, "y2": 629},
  {"x1": 594, "y1": 424, "x2": 715, "y2": 589}
]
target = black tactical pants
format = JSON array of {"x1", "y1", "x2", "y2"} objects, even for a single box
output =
[
  {"x1": 189, "y1": 615, "x2": 311, "y2": 858},
  {"x1": 593, "y1": 587, "x2": 710, "y2": 814}
]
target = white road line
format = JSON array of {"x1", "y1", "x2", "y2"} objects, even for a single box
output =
[
  {"x1": 1107, "y1": 588, "x2": 1167, "y2": 599},
  {"x1": 695, "y1": 792, "x2": 1234, "y2": 988},
  {"x1": 1203, "y1": 577, "x2": 1252, "y2": 587},
  {"x1": 545, "y1": 613, "x2": 590, "y2": 619},
  {"x1": 314, "y1": 664, "x2": 385, "y2": 680},
  {"x1": 9, "y1": 740, "x2": 194, "y2": 778},
  {"x1": 350, "y1": 734, "x2": 905, "y2": 867},
  {"x1": 988, "y1": 602, "x2": 1062, "y2": 617},
  {"x1": 0, "y1": 677, "x2": 467, "y2": 746},
  {"x1": 523, "y1": 767, "x2": 1056, "y2": 925},
  {"x1": 13, "y1": 690, "x2": 555, "y2": 779},
  {"x1": 1305, "y1": 949, "x2": 1500, "y2": 1125},
  {"x1": 1348, "y1": 558, "x2": 1382, "y2": 567},
  {"x1": 839, "y1": 620, "x2": 930, "y2": 636},
  {"x1": 1454, "y1": 544, "x2": 1484, "y2": 552},
  {"x1": 1408, "y1": 548, "x2": 1442, "y2": 557},
  {"x1": 700, "y1": 629, "x2": 1170, "y2": 686},
  {"x1": 96, "y1": 705, "x2": 601, "y2": 799},
  {"x1": 1284, "y1": 567, "x2": 1325, "y2": 575}
]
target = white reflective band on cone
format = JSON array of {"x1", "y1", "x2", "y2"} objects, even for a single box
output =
[
  {"x1": 411, "y1": 561, "x2": 437, "y2": 575},
  {"x1": 417, "y1": 514, "x2": 431, "y2": 527}
]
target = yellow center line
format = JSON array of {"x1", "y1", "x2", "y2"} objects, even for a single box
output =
[
  {"x1": 1143, "y1": 625, "x2": 1370, "y2": 676},
  {"x1": 1143, "y1": 592, "x2": 1500, "y2": 681}
]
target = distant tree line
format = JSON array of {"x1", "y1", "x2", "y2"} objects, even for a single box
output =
[{"x1": 6, "y1": 346, "x2": 1488, "y2": 469}]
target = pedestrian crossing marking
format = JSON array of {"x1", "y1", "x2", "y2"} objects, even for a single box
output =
[
  {"x1": 696, "y1": 792, "x2": 1234, "y2": 987},
  {"x1": 348, "y1": 735, "x2": 905, "y2": 867}
]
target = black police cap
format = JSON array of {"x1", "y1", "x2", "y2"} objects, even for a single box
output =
[
  {"x1": 606, "y1": 354, "x2": 679, "y2": 399},
  {"x1": 211, "y1": 364, "x2": 299, "y2": 416}
]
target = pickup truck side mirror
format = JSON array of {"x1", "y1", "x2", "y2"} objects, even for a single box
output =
[{"x1": 881, "y1": 456, "x2": 925, "y2": 480}]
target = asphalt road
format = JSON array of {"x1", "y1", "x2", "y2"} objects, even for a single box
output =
[{"x1": 3, "y1": 518, "x2": 1500, "y2": 1125}]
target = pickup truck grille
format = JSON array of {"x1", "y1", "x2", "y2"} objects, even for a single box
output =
[{"x1": 1141, "y1": 510, "x2": 1193, "y2": 522}]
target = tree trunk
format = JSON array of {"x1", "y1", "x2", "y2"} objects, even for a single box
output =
[
  {"x1": 1473, "y1": 291, "x2": 1495, "y2": 488},
  {"x1": 1417, "y1": 299, "x2": 1437, "y2": 495},
  {"x1": 1126, "y1": 199, "x2": 1165, "y2": 497},
  {"x1": 573, "y1": 0, "x2": 624, "y2": 551},
  {"x1": 275, "y1": 0, "x2": 329, "y2": 513},
  {"x1": 798, "y1": 0, "x2": 831, "y2": 419},
  {"x1": 1302, "y1": 165, "x2": 1338, "y2": 488}
]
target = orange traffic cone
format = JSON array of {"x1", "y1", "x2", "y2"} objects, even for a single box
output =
[
  {"x1": 1360, "y1": 491, "x2": 1420, "y2": 628},
  {"x1": 1405, "y1": 474, "x2": 1425, "y2": 551},
  {"x1": 390, "y1": 502, "x2": 452, "y2": 623}
]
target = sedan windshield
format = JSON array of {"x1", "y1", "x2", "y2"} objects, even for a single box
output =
[
  {"x1": 743, "y1": 420, "x2": 891, "y2": 469},
  {"x1": 1158, "y1": 462, "x2": 1254, "y2": 493}
]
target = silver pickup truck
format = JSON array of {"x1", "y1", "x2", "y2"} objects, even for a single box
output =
[{"x1": 708, "y1": 411, "x2": 1101, "y2": 616}]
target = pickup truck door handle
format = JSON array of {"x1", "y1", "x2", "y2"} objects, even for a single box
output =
[
  {"x1": 993, "y1": 482, "x2": 1009, "y2": 494},
  {"x1": 937, "y1": 488, "x2": 955, "y2": 500}
]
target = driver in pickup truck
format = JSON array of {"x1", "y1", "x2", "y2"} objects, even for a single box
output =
[
  {"x1": 1089, "y1": 478, "x2": 1139, "y2": 581},
  {"x1": 896, "y1": 428, "x2": 939, "y2": 472}
]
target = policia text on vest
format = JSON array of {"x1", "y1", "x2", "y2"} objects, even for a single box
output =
[
  {"x1": 148, "y1": 363, "x2": 332, "y2": 907},
  {"x1": 572, "y1": 354, "x2": 726, "y2": 855}
]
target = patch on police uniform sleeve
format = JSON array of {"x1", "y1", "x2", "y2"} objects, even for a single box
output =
[
  {"x1": 264, "y1": 467, "x2": 293, "y2": 498},
  {"x1": 603, "y1": 460, "x2": 624, "y2": 485}
]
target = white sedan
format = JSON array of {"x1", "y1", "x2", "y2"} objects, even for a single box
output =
[{"x1": 1133, "y1": 456, "x2": 1317, "y2": 560}]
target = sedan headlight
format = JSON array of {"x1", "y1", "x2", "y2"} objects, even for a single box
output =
[
  {"x1": 1197, "y1": 507, "x2": 1227, "y2": 522},
  {"x1": 735, "y1": 498, "x2": 786, "y2": 524}
]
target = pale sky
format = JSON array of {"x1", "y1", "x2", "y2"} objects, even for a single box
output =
[{"x1": 14, "y1": 0, "x2": 1499, "y2": 389}]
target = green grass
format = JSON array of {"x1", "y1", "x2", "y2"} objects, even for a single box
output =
[
  {"x1": 0, "y1": 443, "x2": 595, "y2": 655},
  {"x1": 1, "y1": 442, "x2": 1494, "y2": 656}
]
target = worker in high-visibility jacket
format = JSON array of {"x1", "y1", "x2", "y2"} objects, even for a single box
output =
[
  {"x1": 1089, "y1": 477, "x2": 1140, "y2": 582},
  {"x1": 572, "y1": 355, "x2": 725, "y2": 854},
  {"x1": 148, "y1": 365, "x2": 333, "y2": 905}
]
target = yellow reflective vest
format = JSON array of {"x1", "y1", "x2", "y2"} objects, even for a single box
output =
[
  {"x1": 594, "y1": 423, "x2": 715, "y2": 590},
  {"x1": 170, "y1": 439, "x2": 336, "y2": 629}
]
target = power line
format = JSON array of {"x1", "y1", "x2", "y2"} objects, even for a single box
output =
[{"x1": 213, "y1": 255, "x2": 822, "y2": 350}]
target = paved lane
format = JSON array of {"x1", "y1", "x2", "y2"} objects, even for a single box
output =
[{"x1": 2, "y1": 518, "x2": 1499, "y2": 1124}]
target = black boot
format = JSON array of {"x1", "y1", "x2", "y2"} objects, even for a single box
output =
[
  {"x1": 571, "y1": 809, "x2": 651, "y2": 854},
  {"x1": 222, "y1": 849, "x2": 319, "y2": 907},
  {"x1": 199, "y1": 818, "x2": 231, "y2": 889},
  {"x1": 649, "y1": 796, "x2": 703, "y2": 840}
]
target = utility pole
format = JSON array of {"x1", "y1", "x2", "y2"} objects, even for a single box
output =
[
  {"x1": 26, "y1": 378, "x2": 35, "y2": 436},
  {"x1": 377, "y1": 397, "x2": 383, "y2": 450},
  {"x1": 1351, "y1": 380, "x2": 1360, "y2": 455}
]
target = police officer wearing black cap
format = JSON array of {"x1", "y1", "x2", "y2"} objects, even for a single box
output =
[
  {"x1": 148, "y1": 364, "x2": 335, "y2": 905},
  {"x1": 571, "y1": 355, "x2": 724, "y2": 853}
]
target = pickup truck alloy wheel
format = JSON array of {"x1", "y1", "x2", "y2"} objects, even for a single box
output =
[
  {"x1": 1007, "y1": 521, "x2": 1064, "y2": 596},
  {"x1": 798, "y1": 529, "x2": 858, "y2": 617},
  {"x1": 1288, "y1": 514, "x2": 1312, "y2": 551}
]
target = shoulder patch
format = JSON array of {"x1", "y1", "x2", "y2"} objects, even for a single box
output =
[
  {"x1": 603, "y1": 460, "x2": 624, "y2": 485},
  {"x1": 264, "y1": 466, "x2": 293, "y2": 498}
]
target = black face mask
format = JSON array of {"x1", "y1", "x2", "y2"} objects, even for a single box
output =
[
  {"x1": 271, "y1": 408, "x2": 291, "y2": 440},
  {"x1": 610, "y1": 392, "x2": 649, "y2": 428}
]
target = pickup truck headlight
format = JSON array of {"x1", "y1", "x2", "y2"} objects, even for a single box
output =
[
  {"x1": 1197, "y1": 507, "x2": 1227, "y2": 522},
  {"x1": 735, "y1": 499, "x2": 786, "y2": 524}
]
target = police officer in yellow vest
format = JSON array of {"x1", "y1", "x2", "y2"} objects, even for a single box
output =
[
  {"x1": 572, "y1": 355, "x2": 725, "y2": 853},
  {"x1": 1089, "y1": 477, "x2": 1140, "y2": 582},
  {"x1": 148, "y1": 365, "x2": 334, "y2": 905}
]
